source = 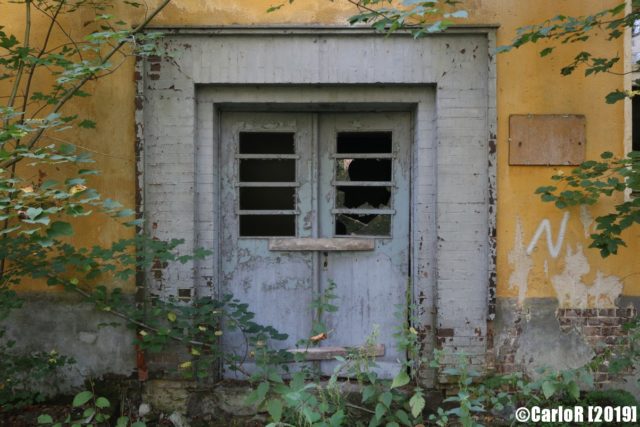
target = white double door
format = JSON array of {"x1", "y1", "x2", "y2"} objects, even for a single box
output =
[{"x1": 219, "y1": 112, "x2": 411, "y2": 377}]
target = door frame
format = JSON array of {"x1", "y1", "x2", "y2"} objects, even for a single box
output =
[
  {"x1": 140, "y1": 28, "x2": 497, "y2": 385},
  {"x1": 199, "y1": 86, "x2": 437, "y2": 381}
]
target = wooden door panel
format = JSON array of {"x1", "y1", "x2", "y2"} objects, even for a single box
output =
[
  {"x1": 318, "y1": 113, "x2": 412, "y2": 378},
  {"x1": 220, "y1": 113, "x2": 315, "y2": 371},
  {"x1": 219, "y1": 112, "x2": 411, "y2": 379}
]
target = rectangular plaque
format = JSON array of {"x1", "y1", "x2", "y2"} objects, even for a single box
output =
[{"x1": 509, "y1": 114, "x2": 586, "y2": 165}]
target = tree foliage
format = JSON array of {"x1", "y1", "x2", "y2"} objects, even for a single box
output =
[
  {"x1": 536, "y1": 152, "x2": 640, "y2": 257},
  {"x1": 270, "y1": 0, "x2": 468, "y2": 35},
  {"x1": 0, "y1": 0, "x2": 177, "y2": 412},
  {"x1": 497, "y1": 1, "x2": 638, "y2": 104}
]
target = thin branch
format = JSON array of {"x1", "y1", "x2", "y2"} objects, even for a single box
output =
[
  {"x1": 1, "y1": 0, "x2": 32, "y2": 282},
  {"x1": 345, "y1": 402, "x2": 376, "y2": 415},
  {"x1": 0, "y1": 0, "x2": 172, "y2": 170},
  {"x1": 4, "y1": 0, "x2": 32, "y2": 123},
  {"x1": 32, "y1": 0, "x2": 85, "y2": 62},
  {"x1": 43, "y1": 134, "x2": 134, "y2": 162},
  {"x1": 346, "y1": 0, "x2": 386, "y2": 19},
  {"x1": 19, "y1": 0, "x2": 65, "y2": 129},
  {"x1": 42, "y1": 41, "x2": 90, "y2": 56}
]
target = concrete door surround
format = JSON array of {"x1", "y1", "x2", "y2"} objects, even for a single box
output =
[{"x1": 138, "y1": 27, "x2": 497, "y2": 384}]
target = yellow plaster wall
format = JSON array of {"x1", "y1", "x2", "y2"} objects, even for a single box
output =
[{"x1": 3, "y1": 0, "x2": 637, "y2": 302}]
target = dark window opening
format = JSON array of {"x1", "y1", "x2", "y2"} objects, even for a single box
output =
[
  {"x1": 240, "y1": 215, "x2": 295, "y2": 237},
  {"x1": 238, "y1": 131, "x2": 297, "y2": 237},
  {"x1": 239, "y1": 132, "x2": 295, "y2": 154},
  {"x1": 178, "y1": 288, "x2": 192, "y2": 301},
  {"x1": 239, "y1": 159, "x2": 295, "y2": 182},
  {"x1": 336, "y1": 186, "x2": 391, "y2": 209},
  {"x1": 240, "y1": 187, "x2": 295, "y2": 210},
  {"x1": 334, "y1": 131, "x2": 394, "y2": 236},
  {"x1": 336, "y1": 158, "x2": 392, "y2": 181},
  {"x1": 337, "y1": 132, "x2": 392, "y2": 153}
]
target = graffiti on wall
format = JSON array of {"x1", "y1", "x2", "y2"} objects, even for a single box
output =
[
  {"x1": 508, "y1": 210, "x2": 623, "y2": 307},
  {"x1": 525, "y1": 212, "x2": 570, "y2": 259}
]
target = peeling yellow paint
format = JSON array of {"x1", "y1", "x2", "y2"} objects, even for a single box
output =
[
  {"x1": 579, "y1": 206, "x2": 594, "y2": 239},
  {"x1": 508, "y1": 218, "x2": 532, "y2": 305},
  {"x1": 551, "y1": 245, "x2": 623, "y2": 309}
]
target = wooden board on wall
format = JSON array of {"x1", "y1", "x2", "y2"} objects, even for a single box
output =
[{"x1": 509, "y1": 114, "x2": 586, "y2": 165}]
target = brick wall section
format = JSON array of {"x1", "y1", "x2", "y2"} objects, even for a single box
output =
[
  {"x1": 495, "y1": 307, "x2": 636, "y2": 386},
  {"x1": 493, "y1": 317, "x2": 523, "y2": 375},
  {"x1": 558, "y1": 307, "x2": 637, "y2": 385}
]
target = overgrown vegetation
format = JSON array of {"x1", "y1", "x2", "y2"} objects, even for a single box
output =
[
  {"x1": 0, "y1": 0, "x2": 178, "y2": 421},
  {"x1": 535, "y1": 151, "x2": 640, "y2": 257}
]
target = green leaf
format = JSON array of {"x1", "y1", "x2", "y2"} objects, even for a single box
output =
[
  {"x1": 48, "y1": 221, "x2": 73, "y2": 238},
  {"x1": 605, "y1": 90, "x2": 627, "y2": 104},
  {"x1": 79, "y1": 169, "x2": 99, "y2": 175},
  {"x1": 266, "y1": 398, "x2": 283, "y2": 422},
  {"x1": 72, "y1": 390, "x2": 93, "y2": 407},
  {"x1": 26, "y1": 207, "x2": 43, "y2": 220},
  {"x1": 37, "y1": 414, "x2": 54, "y2": 424},
  {"x1": 568, "y1": 381, "x2": 580, "y2": 400},
  {"x1": 395, "y1": 409, "x2": 411, "y2": 425},
  {"x1": 362, "y1": 385, "x2": 376, "y2": 403},
  {"x1": 542, "y1": 380, "x2": 556, "y2": 399},
  {"x1": 409, "y1": 392, "x2": 425, "y2": 418},
  {"x1": 255, "y1": 381, "x2": 269, "y2": 404},
  {"x1": 540, "y1": 47, "x2": 554, "y2": 57},
  {"x1": 116, "y1": 208, "x2": 135, "y2": 217},
  {"x1": 102, "y1": 198, "x2": 123, "y2": 210},
  {"x1": 391, "y1": 370, "x2": 410, "y2": 389},
  {"x1": 303, "y1": 407, "x2": 321, "y2": 423},
  {"x1": 380, "y1": 391, "x2": 392, "y2": 408},
  {"x1": 58, "y1": 143, "x2": 76, "y2": 155},
  {"x1": 375, "y1": 402, "x2": 386, "y2": 420},
  {"x1": 448, "y1": 10, "x2": 468, "y2": 18},
  {"x1": 330, "y1": 410, "x2": 345, "y2": 426},
  {"x1": 95, "y1": 396, "x2": 110, "y2": 408},
  {"x1": 78, "y1": 119, "x2": 96, "y2": 129}
]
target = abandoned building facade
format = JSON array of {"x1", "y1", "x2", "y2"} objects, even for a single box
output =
[{"x1": 3, "y1": 0, "x2": 640, "y2": 396}]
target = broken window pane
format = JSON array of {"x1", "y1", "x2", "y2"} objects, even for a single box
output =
[
  {"x1": 240, "y1": 215, "x2": 295, "y2": 237},
  {"x1": 239, "y1": 159, "x2": 295, "y2": 182},
  {"x1": 239, "y1": 132, "x2": 295, "y2": 154},
  {"x1": 335, "y1": 214, "x2": 391, "y2": 236},
  {"x1": 337, "y1": 132, "x2": 392, "y2": 154},
  {"x1": 336, "y1": 186, "x2": 391, "y2": 209},
  {"x1": 240, "y1": 187, "x2": 295, "y2": 210},
  {"x1": 335, "y1": 158, "x2": 392, "y2": 181}
]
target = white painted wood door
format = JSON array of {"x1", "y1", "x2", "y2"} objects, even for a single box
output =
[{"x1": 220, "y1": 112, "x2": 411, "y2": 378}]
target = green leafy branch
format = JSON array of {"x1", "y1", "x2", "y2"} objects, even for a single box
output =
[
  {"x1": 269, "y1": 0, "x2": 467, "y2": 37},
  {"x1": 497, "y1": 1, "x2": 638, "y2": 103},
  {"x1": 535, "y1": 151, "x2": 640, "y2": 257},
  {"x1": 0, "y1": 0, "x2": 171, "y2": 170}
]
